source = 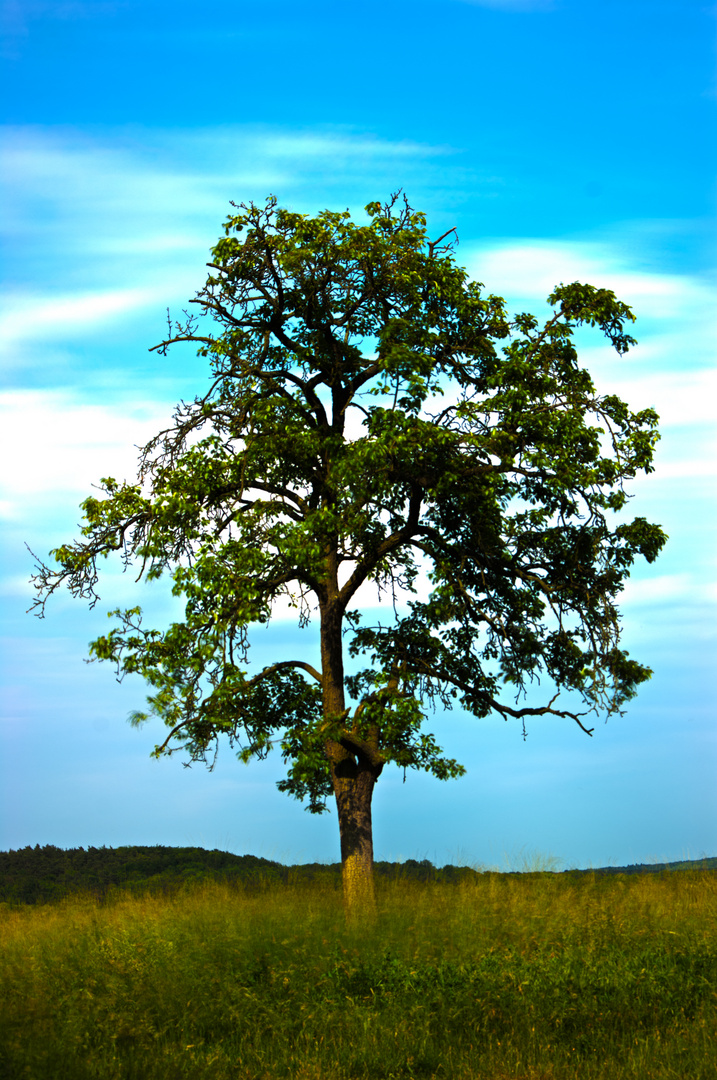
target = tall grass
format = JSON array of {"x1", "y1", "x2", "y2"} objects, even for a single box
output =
[{"x1": 1, "y1": 869, "x2": 715, "y2": 1079}]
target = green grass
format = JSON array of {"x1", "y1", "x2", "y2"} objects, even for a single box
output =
[{"x1": 1, "y1": 869, "x2": 715, "y2": 1079}]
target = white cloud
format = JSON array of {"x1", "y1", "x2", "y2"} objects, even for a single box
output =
[
  {"x1": 591, "y1": 365, "x2": 717, "y2": 428},
  {"x1": 1, "y1": 126, "x2": 713, "y2": 632},
  {"x1": 1, "y1": 126, "x2": 457, "y2": 364},
  {"x1": 0, "y1": 287, "x2": 169, "y2": 347},
  {"x1": 244, "y1": 131, "x2": 450, "y2": 162},
  {"x1": 649, "y1": 456, "x2": 717, "y2": 480},
  {"x1": 0, "y1": 126, "x2": 449, "y2": 256},
  {"x1": 460, "y1": 240, "x2": 717, "y2": 463},
  {"x1": 463, "y1": 239, "x2": 714, "y2": 323},
  {"x1": 0, "y1": 389, "x2": 171, "y2": 514}
]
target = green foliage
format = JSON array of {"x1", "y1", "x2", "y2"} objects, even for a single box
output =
[
  {"x1": 0, "y1": 845, "x2": 286, "y2": 905},
  {"x1": 2, "y1": 871, "x2": 715, "y2": 1079},
  {"x1": 29, "y1": 193, "x2": 666, "y2": 811},
  {"x1": 2, "y1": 843, "x2": 714, "y2": 906}
]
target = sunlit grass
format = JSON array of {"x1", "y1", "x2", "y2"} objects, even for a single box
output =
[{"x1": 1, "y1": 868, "x2": 715, "y2": 1078}]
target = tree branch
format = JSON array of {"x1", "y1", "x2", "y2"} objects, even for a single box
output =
[
  {"x1": 338, "y1": 486, "x2": 424, "y2": 606},
  {"x1": 488, "y1": 693, "x2": 595, "y2": 736},
  {"x1": 152, "y1": 659, "x2": 324, "y2": 757},
  {"x1": 338, "y1": 729, "x2": 386, "y2": 770}
]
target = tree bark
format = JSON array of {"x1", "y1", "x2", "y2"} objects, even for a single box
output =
[
  {"x1": 320, "y1": 590, "x2": 381, "y2": 921},
  {"x1": 332, "y1": 754, "x2": 381, "y2": 921}
]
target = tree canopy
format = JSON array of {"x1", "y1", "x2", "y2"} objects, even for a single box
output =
[{"x1": 30, "y1": 194, "x2": 666, "y2": 917}]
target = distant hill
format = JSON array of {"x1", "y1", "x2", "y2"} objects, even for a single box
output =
[
  {"x1": 565, "y1": 856, "x2": 717, "y2": 876},
  {"x1": 0, "y1": 845, "x2": 287, "y2": 905},
  {"x1": 0, "y1": 845, "x2": 714, "y2": 905}
]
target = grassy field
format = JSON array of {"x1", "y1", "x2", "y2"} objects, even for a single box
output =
[{"x1": 1, "y1": 868, "x2": 715, "y2": 1079}]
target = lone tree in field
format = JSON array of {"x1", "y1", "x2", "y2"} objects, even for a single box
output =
[{"x1": 30, "y1": 195, "x2": 665, "y2": 917}]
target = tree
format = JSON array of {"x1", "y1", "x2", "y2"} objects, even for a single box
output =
[{"x1": 29, "y1": 194, "x2": 666, "y2": 919}]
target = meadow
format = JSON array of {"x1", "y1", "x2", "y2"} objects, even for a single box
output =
[{"x1": 1, "y1": 868, "x2": 715, "y2": 1080}]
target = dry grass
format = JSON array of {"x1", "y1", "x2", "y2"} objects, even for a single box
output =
[{"x1": 1, "y1": 868, "x2": 715, "y2": 1078}]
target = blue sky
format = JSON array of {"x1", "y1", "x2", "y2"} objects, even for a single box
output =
[{"x1": 1, "y1": 0, "x2": 715, "y2": 870}]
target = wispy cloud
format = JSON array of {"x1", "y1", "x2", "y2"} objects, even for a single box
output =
[
  {"x1": 463, "y1": 239, "x2": 715, "y2": 329},
  {"x1": 2, "y1": 125, "x2": 714, "y2": 625},
  {"x1": 0, "y1": 389, "x2": 170, "y2": 516},
  {"x1": 1, "y1": 125, "x2": 453, "y2": 259},
  {"x1": 593, "y1": 368, "x2": 717, "y2": 429},
  {"x1": 1, "y1": 125, "x2": 460, "y2": 371},
  {"x1": 4, "y1": 129, "x2": 713, "y2": 381},
  {"x1": 0, "y1": 288, "x2": 170, "y2": 348},
  {"x1": 461, "y1": 238, "x2": 717, "y2": 445}
]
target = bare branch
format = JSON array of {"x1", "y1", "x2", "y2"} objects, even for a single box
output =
[
  {"x1": 488, "y1": 693, "x2": 595, "y2": 736},
  {"x1": 427, "y1": 226, "x2": 457, "y2": 257}
]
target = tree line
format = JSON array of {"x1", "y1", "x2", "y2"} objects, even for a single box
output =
[{"x1": 1, "y1": 845, "x2": 713, "y2": 905}]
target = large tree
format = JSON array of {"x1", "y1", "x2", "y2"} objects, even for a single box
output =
[{"x1": 30, "y1": 195, "x2": 665, "y2": 918}]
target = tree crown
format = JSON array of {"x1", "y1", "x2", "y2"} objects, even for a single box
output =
[{"x1": 30, "y1": 194, "x2": 666, "y2": 812}]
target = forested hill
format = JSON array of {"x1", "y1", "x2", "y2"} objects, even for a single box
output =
[
  {"x1": 1, "y1": 845, "x2": 715, "y2": 905},
  {"x1": 0, "y1": 846, "x2": 286, "y2": 904}
]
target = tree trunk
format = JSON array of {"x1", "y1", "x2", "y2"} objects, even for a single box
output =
[
  {"x1": 332, "y1": 756, "x2": 380, "y2": 921},
  {"x1": 320, "y1": 590, "x2": 380, "y2": 921}
]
